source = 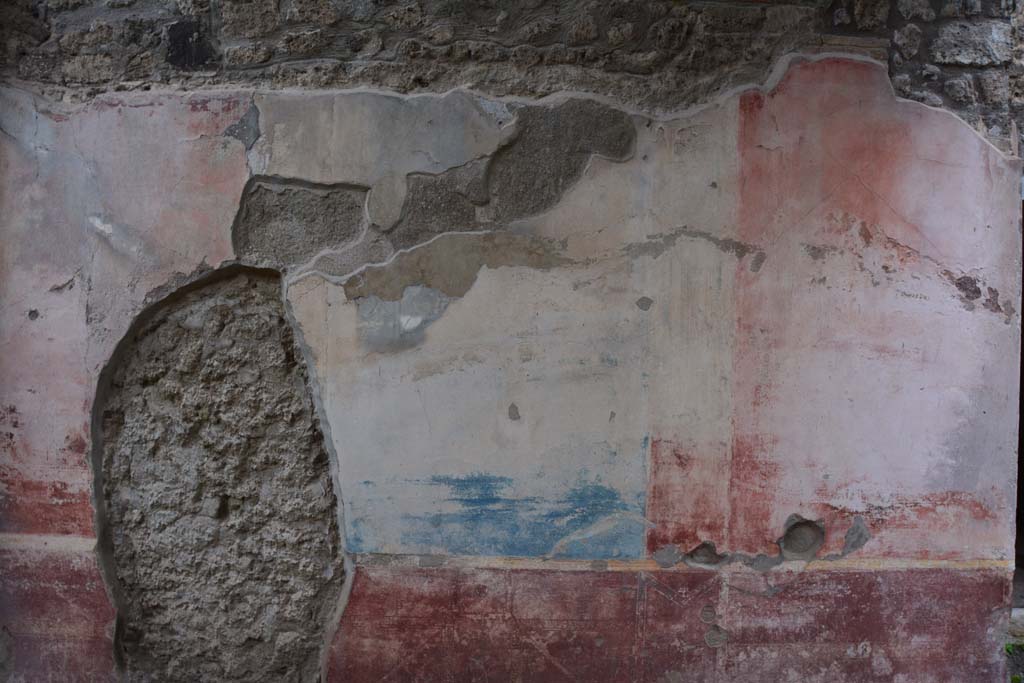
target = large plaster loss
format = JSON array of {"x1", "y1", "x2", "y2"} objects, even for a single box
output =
[
  {"x1": 0, "y1": 51, "x2": 1021, "y2": 682},
  {"x1": 96, "y1": 269, "x2": 343, "y2": 681}
]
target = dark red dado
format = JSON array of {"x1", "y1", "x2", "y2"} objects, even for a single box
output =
[
  {"x1": 0, "y1": 542, "x2": 116, "y2": 680},
  {"x1": 328, "y1": 561, "x2": 1009, "y2": 682}
]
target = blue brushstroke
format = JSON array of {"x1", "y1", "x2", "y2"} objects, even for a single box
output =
[
  {"x1": 347, "y1": 520, "x2": 367, "y2": 553},
  {"x1": 429, "y1": 473, "x2": 517, "y2": 507},
  {"x1": 395, "y1": 473, "x2": 644, "y2": 559}
]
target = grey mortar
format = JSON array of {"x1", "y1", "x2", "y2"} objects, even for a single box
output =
[
  {"x1": 232, "y1": 176, "x2": 367, "y2": 271},
  {"x1": 385, "y1": 98, "x2": 636, "y2": 251},
  {"x1": 483, "y1": 97, "x2": 635, "y2": 224}
]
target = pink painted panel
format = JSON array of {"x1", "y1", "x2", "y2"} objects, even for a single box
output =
[
  {"x1": 729, "y1": 57, "x2": 1020, "y2": 559},
  {"x1": 0, "y1": 405, "x2": 94, "y2": 536}
]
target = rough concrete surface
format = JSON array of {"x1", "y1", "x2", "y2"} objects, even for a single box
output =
[
  {"x1": 388, "y1": 159, "x2": 490, "y2": 251},
  {"x1": 97, "y1": 270, "x2": 343, "y2": 682},
  {"x1": 233, "y1": 178, "x2": 366, "y2": 270},
  {"x1": 483, "y1": 97, "x2": 636, "y2": 224},
  {"x1": 249, "y1": 89, "x2": 509, "y2": 229},
  {"x1": 0, "y1": 0, "x2": 827, "y2": 113}
]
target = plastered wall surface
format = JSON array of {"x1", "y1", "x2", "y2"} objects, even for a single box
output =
[{"x1": 0, "y1": 55, "x2": 1021, "y2": 681}]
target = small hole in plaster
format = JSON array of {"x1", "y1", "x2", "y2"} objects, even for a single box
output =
[{"x1": 779, "y1": 517, "x2": 825, "y2": 561}]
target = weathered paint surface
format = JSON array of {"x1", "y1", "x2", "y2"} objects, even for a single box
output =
[
  {"x1": 249, "y1": 90, "x2": 511, "y2": 229},
  {"x1": 290, "y1": 56, "x2": 1021, "y2": 563},
  {"x1": 0, "y1": 87, "x2": 251, "y2": 678},
  {"x1": 0, "y1": 88, "x2": 248, "y2": 539},
  {"x1": 327, "y1": 561, "x2": 1009, "y2": 682},
  {"x1": 730, "y1": 59, "x2": 1021, "y2": 560},
  {"x1": 0, "y1": 537, "x2": 116, "y2": 681},
  {"x1": 0, "y1": 54, "x2": 1020, "y2": 679}
]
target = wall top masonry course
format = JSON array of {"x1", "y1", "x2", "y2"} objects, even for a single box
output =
[
  {"x1": 930, "y1": 19, "x2": 1013, "y2": 64},
  {"x1": 2, "y1": 0, "x2": 1022, "y2": 151}
]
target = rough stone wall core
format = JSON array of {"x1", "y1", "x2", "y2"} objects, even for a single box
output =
[
  {"x1": 2, "y1": 0, "x2": 1021, "y2": 150},
  {"x1": 97, "y1": 269, "x2": 343, "y2": 682}
]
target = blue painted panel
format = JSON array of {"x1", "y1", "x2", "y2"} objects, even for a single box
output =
[{"x1": 396, "y1": 474, "x2": 644, "y2": 558}]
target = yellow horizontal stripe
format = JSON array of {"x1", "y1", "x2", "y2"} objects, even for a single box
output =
[{"x1": 354, "y1": 552, "x2": 1012, "y2": 573}]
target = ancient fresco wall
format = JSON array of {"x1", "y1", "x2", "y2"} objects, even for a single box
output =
[{"x1": 0, "y1": 55, "x2": 1020, "y2": 681}]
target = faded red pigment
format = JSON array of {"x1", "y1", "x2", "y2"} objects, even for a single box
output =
[
  {"x1": 0, "y1": 479, "x2": 94, "y2": 537},
  {"x1": 0, "y1": 89, "x2": 251, "y2": 681},
  {"x1": 645, "y1": 439, "x2": 729, "y2": 554},
  {"x1": 325, "y1": 58, "x2": 1014, "y2": 681},
  {"x1": 0, "y1": 414, "x2": 94, "y2": 536},
  {"x1": 0, "y1": 545, "x2": 116, "y2": 680},
  {"x1": 729, "y1": 57, "x2": 998, "y2": 554}
]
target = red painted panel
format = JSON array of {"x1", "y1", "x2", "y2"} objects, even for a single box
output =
[
  {"x1": 0, "y1": 403, "x2": 96, "y2": 537},
  {"x1": 637, "y1": 571, "x2": 722, "y2": 680},
  {"x1": 0, "y1": 543, "x2": 116, "y2": 681},
  {"x1": 327, "y1": 564, "x2": 1008, "y2": 682},
  {"x1": 0, "y1": 478, "x2": 95, "y2": 537},
  {"x1": 332, "y1": 565, "x2": 644, "y2": 681},
  {"x1": 645, "y1": 439, "x2": 730, "y2": 555}
]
